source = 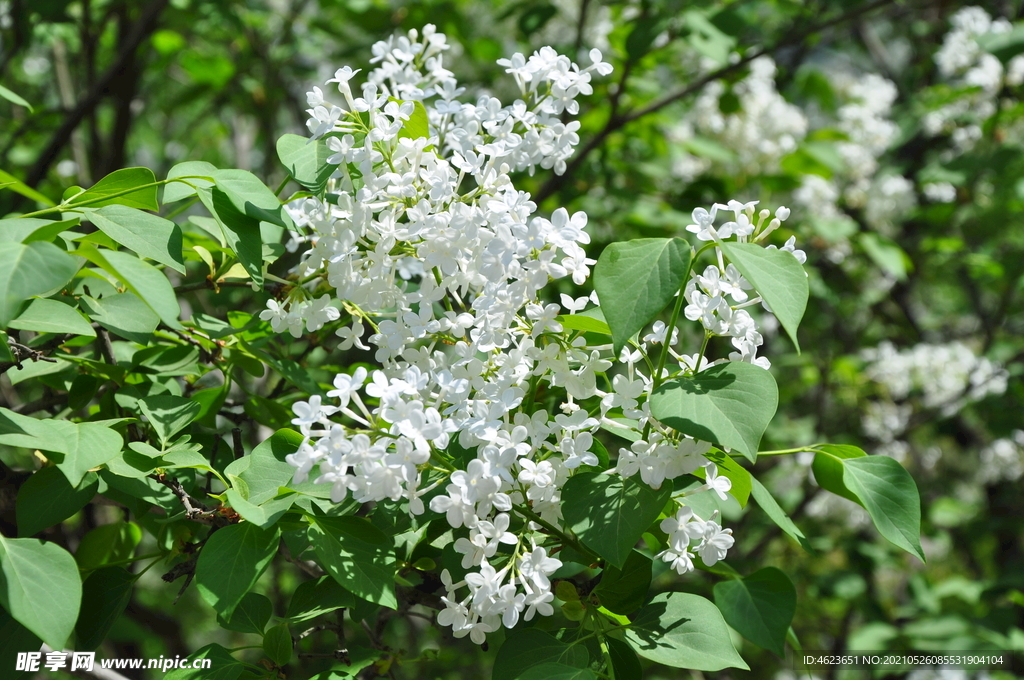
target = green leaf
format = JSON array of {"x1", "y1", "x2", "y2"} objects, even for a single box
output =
[
  {"x1": 594, "y1": 550, "x2": 652, "y2": 615},
  {"x1": 212, "y1": 169, "x2": 293, "y2": 229},
  {"x1": 518, "y1": 664, "x2": 595, "y2": 680},
  {"x1": 307, "y1": 514, "x2": 397, "y2": 609},
  {"x1": 138, "y1": 395, "x2": 201, "y2": 445},
  {"x1": 0, "y1": 217, "x2": 79, "y2": 244},
  {"x1": 79, "y1": 246, "x2": 182, "y2": 329},
  {"x1": 51, "y1": 421, "x2": 124, "y2": 487},
  {"x1": 557, "y1": 313, "x2": 611, "y2": 336},
  {"x1": 8, "y1": 298, "x2": 95, "y2": 337},
  {"x1": 398, "y1": 100, "x2": 430, "y2": 141},
  {"x1": 75, "y1": 566, "x2": 135, "y2": 649},
  {"x1": 749, "y1": 477, "x2": 813, "y2": 552},
  {"x1": 859, "y1": 232, "x2": 909, "y2": 281},
  {"x1": 71, "y1": 168, "x2": 159, "y2": 212},
  {"x1": 977, "y1": 23, "x2": 1024, "y2": 62},
  {"x1": 224, "y1": 428, "x2": 330, "y2": 504},
  {"x1": 197, "y1": 187, "x2": 264, "y2": 285},
  {"x1": 561, "y1": 472, "x2": 671, "y2": 568},
  {"x1": 606, "y1": 637, "x2": 643, "y2": 680},
  {"x1": 16, "y1": 467, "x2": 98, "y2": 537},
  {"x1": 624, "y1": 592, "x2": 748, "y2": 671},
  {"x1": 286, "y1": 575, "x2": 356, "y2": 623},
  {"x1": 79, "y1": 206, "x2": 185, "y2": 273},
  {"x1": 163, "y1": 644, "x2": 244, "y2": 680},
  {"x1": 195, "y1": 523, "x2": 280, "y2": 619},
  {"x1": 276, "y1": 134, "x2": 334, "y2": 193},
  {"x1": 0, "y1": 536, "x2": 82, "y2": 650},
  {"x1": 651, "y1": 361, "x2": 778, "y2": 462},
  {"x1": 75, "y1": 522, "x2": 142, "y2": 571},
  {"x1": 80, "y1": 293, "x2": 160, "y2": 340},
  {"x1": 719, "y1": 242, "x2": 808, "y2": 351},
  {"x1": 0, "y1": 241, "x2": 80, "y2": 326},
  {"x1": 217, "y1": 592, "x2": 273, "y2": 635},
  {"x1": 811, "y1": 444, "x2": 866, "y2": 504},
  {"x1": 0, "y1": 606, "x2": 41, "y2": 679},
  {"x1": 225, "y1": 490, "x2": 295, "y2": 528},
  {"x1": 843, "y1": 455, "x2": 925, "y2": 561},
  {"x1": 594, "y1": 237, "x2": 691, "y2": 354},
  {"x1": 0, "y1": 84, "x2": 32, "y2": 111},
  {"x1": 263, "y1": 623, "x2": 293, "y2": 666},
  {"x1": 713, "y1": 567, "x2": 796, "y2": 655},
  {"x1": 0, "y1": 170, "x2": 54, "y2": 207},
  {"x1": 493, "y1": 628, "x2": 589, "y2": 680},
  {"x1": 163, "y1": 160, "x2": 217, "y2": 203}
]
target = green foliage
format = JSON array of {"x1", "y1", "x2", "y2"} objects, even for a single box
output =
[
  {"x1": 624, "y1": 592, "x2": 748, "y2": 671},
  {"x1": 651, "y1": 361, "x2": 778, "y2": 462},
  {"x1": 561, "y1": 472, "x2": 670, "y2": 568},
  {"x1": 194, "y1": 523, "x2": 281, "y2": 619},
  {"x1": 713, "y1": 567, "x2": 796, "y2": 655},
  {"x1": 594, "y1": 237, "x2": 691, "y2": 353},
  {"x1": 0, "y1": 536, "x2": 81, "y2": 649}
]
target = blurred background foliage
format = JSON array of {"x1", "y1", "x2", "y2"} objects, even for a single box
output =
[{"x1": 2, "y1": 0, "x2": 1023, "y2": 678}]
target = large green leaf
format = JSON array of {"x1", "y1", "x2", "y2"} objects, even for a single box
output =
[
  {"x1": 223, "y1": 428, "x2": 331, "y2": 504},
  {"x1": 75, "y1": 522, "x2": 142, "y2": 571},
  {"x1": 197, "y1": 186, "x2": 264, "y2": 285},
  {"x1": 80, "y1": 205, "x2": 185, "y2": 273},
  {"x1": 0, "y1": 536, "x2": 82, "y2": 650},
  {"x1": 276, "y1": 134, "x2": 334, "y2": 193},
  {"x1": 594, "y1": 549, "x2": 652, "y2": 614},
  {"x1": 0, "y1": 606, "x2": 41, "y2": 679},
  {"x1": 90, "y1": 247, "x2": 182, "y2": 329},
  {"x1": 264, "y1": 623, "x2": 293, "y2": 666},
  {"x1": 195, "y1": 523, "x2": 281, "y2": 619},
  {"x1": 606, "y1": 637, "x2": 643, "y2": 680},
  {"x1": 594, "y1": 237, "x2": 691, "y2": 353},
  {"x1": 75, "y1": 566, "x2": 135, "y2": 650},
  {"x1": 493, "y1": 628, "x2": 589, "y2": 680},
  {"x1": 49, "y1": 420, "x2": 124, "y2": 487},
  {"x1": 749, "y1": 477, "x2": 813, "y2": 552},
  {"x1": 719, "y1": 242, "x2": 808, "y2": 351},
  {"x1": 138, "y1": 395, "x2": 201, "y2": 446},
  {"x1": 71, "y1": 167, "x2": 159, "y2": 212},
  {"x1": 650, "y1": 361, "x2": 778, "y2": 462},
  {"x1": 307, "y1": 514, "x2": 397, "y2": 609},
  {"x1": 713, "y1": 567, "x2": 796, "y2": 655},
  {"x1": 163, "y1": 160, "x2": 217, "y2": 203},
  {"x1": 811, "y1": 444, "x2": 864, "y2": 504},
  {"x1": 8, "y1": 298, "x2": 95, "y2": 337},
  {"x1": 286, "y1": 576, "x2": 356, "y2": 623},
  {"x1": 624, "y1": 592, "x2": 748, "y2": 671},
  {"x1": 16, "y1": 467, "x2": 98, "y2": 537},
  {"x1": 844, "y1": 455, "x2": 925, "y2": 561},
  {"x1": 217, "y1": 592, "x2": 273, "y2": 635},
  {"x1": 212, "y1": 169, "x2": 293, "y2": 229},
  {"x1": 0, "y1": 241, "x2": 80, "y2": 326},
  {"x1": 0, "y1": 217, "x2": 78, "y2": 244},
  {"x1": 80, "y1": 292, "x2": 160, "y2": 340},
  {"x1": 561, "y1": 472, "x2": 671, "y2": 568}
]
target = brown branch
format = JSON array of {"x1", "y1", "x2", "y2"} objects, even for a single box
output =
[
  {"x1": 533, "y1": 0, "x2": 899, "y2": 205},
  {"x1": 152, "y1": 473, "x2": 235, "y2": 527}
]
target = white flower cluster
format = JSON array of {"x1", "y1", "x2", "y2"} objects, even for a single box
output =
[
  {"x1": 976, "y1": 431, "x2": 1024, "y2": 485},
  {"x1": 271, "y1": 26, "x2": 800, "y2": 644},
  {"x1": 927, "y1": 6, "x2": 1024, "y2": 153},
  {"x1": 682, "y1": 200, "x2": 798, "y2": 370},
  {"x1": 674, "y1": 57, "x2": 808, "y2": 180},
  {"x1": 861, "y1": 341, "x2": 1008, "y2": 419},
  {"x1": 658, "y1": 504, "x2": 735, "y2": 575}
]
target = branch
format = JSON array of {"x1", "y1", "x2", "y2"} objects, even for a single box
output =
[
  {"x1": 533, "y1": 0, "x2": 898, "y2": 204},
  {"x1": 23, "y1": 0, "x2": 170, "y2": 189},
  {"x1": 152, "y1": 473, "x2": 235, "y2": 527}
]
